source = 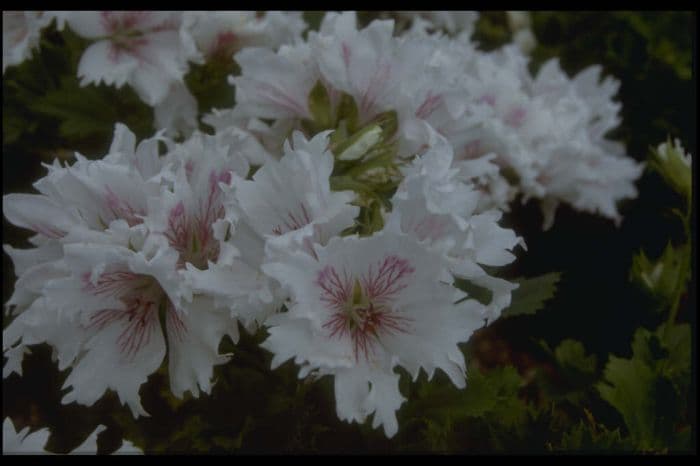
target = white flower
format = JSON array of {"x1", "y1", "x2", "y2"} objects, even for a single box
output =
[
  {"x1": 3, "y1": 124, "x2": 241, "y2": 414},
  {"x1": 3, "y1": 418, "x2": 50, "y2": 455},
  {"x1": 400, "y1": 11, "x2": 479, "y2": 37},
  {"x1": 154, "y1": 82, "x2": 199, "y2": 138},
  {"x1": 147, "y1": 131, "x2": 249, "y2": 271},
  {"x1": 185, "y1": 131, "x2": 358, "y2": 329},
  {"x1": 3, "y1": 418, "x2": 142, "y2": 455},
  {"x1": 233, "y1": 131, "x2": 358, "y2": 252},
  {"x1": 2, "y1": 124, "x2": 167, "y2": 243},
  {"x1": 2, "y1": 11, "x2": 52, "y2": 73},
  {"x1": 232, "y1": 41, "x2": 319, "y2": 121},
  {"x1": 261, "y1": 231, "x2": 486, "y2": 437},
  {"x1": 183, "y1": 11, "x2": 305, "y2": 60},
  {"x1": 435, "y1": 44, "x2": 642, "y2": 227},
  {"x1": 65, "y1": 11, "x2": 198, "y2": 106},
  {"x1": 388, "y1": 125, "x2": 522, "y2": 321},
  {"x1": 202, "y1": 108, "x2": 279, "y2": 165}
]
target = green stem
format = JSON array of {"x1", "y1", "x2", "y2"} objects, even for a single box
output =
[{"x1": 667, "y1": 193, "x2": 692, "y2": 326}]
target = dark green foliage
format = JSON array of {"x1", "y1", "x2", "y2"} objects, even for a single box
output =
[{"x1": 500, "y1": 273, "x2": 561, "y2": 318}]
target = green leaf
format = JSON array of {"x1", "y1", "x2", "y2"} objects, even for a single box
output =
[
  {"x1": 630, "y1": 242, "x2": 690, "y2": 310},
  {"x1": 554, "y1": 418, "x2": 630, "y2": 451},
  {"x1": 597, "y1": 354, "x2": 658, "y2": 450},
  {"x1": 596, "y1": 323, "x2": 691, "y2": 452},
  {"x1": 500, "y1": 272, "x2": 561, "y2": 318},
  {"x1": 453, "y1": 278, "x2": 493, "y2": 306},
  {"x1": 409, "y1": 366, "x2": 526, "y2": 429},
  {"x1": 554, "y1": 339, "x2": 597, "y2": 378}
]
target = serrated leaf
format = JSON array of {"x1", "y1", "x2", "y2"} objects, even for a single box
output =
[
  {"x1": 596, "y1": 355, "x2": 658, "y2": 450},
  {"x1": 408, "y1": 366, "x2": 526, "y2": 429},
  {"x1": 500, "y1": 272, "x2": 561, "y2": 318},
  {"x1": 596, "y1": 323, "x2": 691, "y2": 452},
  {"x1": 555, "y1": 419, "x2": 630, "y2": 451}
]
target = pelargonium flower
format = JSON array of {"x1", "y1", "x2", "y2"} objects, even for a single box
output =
[
  {"x1": 231, "y1": 11, "x2": 476, "y2": 158},
  {"x1": 2, "y1": 11, "x2": 53, "y2": 73},
  {"x1": 388, "y1": 126, "x2": 523, "y2": 321},
  {"x1": 62, "y1": 11, "x2": 198, "y2": 106},
  {"x1": 153, "y1": 82, "x2": 199, "y2": 138},
  {"x1": 398, "y1": 11, "x2": 479, "y2": 37},
  {"x1": 185, "y1": 131, "x2": 359, "y2": 329},
  {"x1": 3, "y1": 418, "x2": 142, "y2": 454},
  {"x1": 183, "y1": 11, "x2": 306, "y2": 61},
  {"x1": 261, "y1": 231, "x2": 486, "y2": 437},
  {"x1": 434, "y1": 44, "x2": 643, "y2": 227},
  {"x1": 3, "y1": 124, "x2": 242, "y2": 415}
]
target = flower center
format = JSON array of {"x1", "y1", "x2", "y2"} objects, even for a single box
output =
[{"x1": 318, "y1": 256, "x2": 415, "y2": 361}]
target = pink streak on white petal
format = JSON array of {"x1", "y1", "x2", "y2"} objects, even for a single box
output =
[
  {"x1": 254, "y1": 82, "x2": 310, "y2": 118},
  {"x1": 271, "y1": 203, "x2": 312, "y2": 236},
  {"x1": 82, "y1": 270, "x2": 143, "y2": 299},
  {"x1": 164, "y1": 169, "x2": 230, "y2": 269},
  {"x1": 413, "y1": 215, "x2": 449, "y2": 242},
  {"x1": 27, "y1": 223, "x2": 66, "y2": 239},
  {"x1": 359, "y1": 62, "x2": 391, "y2": 116},
  {"x1": 104, "y1": 186, "x2": 144, "y2": 227},
  {"x1": 317, "y1": 265, "x2": 352, "y2": 312},
  {"x1": 504, "y1": 107, "x2": 527, "y2": 128},
  {"x1": 82, "y1": 270, "x2": 180, "y2": 362},
  {"x1": 318, "y1": 256, "x2": 414, "y2": 362},
  {"x1": 165, "y1": 301, "x2": 188, "y2": 343},
  {"x1": 341, "y1": 42, "x2": 351, "y2": 69},
  {"x1": 362, "y1": 255, "x2": 415, "y2": 303},
  {"x1": 415, "y1": 92, "x2": 443, "y2": 119},
  {"x1": 477, "y1": 94, "x2": 496, "y2": 106}
]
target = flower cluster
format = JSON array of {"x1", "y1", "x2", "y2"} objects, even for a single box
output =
[{"x1": 3, "y1": 11, "x2": 643, "y2": 441}]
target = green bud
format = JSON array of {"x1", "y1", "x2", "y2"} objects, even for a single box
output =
[
  {"x1": 336, "y1": 92, "x2": 359, "y2": 134},
  {"x1": 651, "y1": 138, "x2": 692, "y2": 201},
  {"x1": 335, "y1": 124, "x2": 383, "y2": 161},
  {"x1": 631, "y1": 243, "x2": 688, "y2": 307},
  {"x1": 307, "y1": 81, "x2": 334, "y2": 130},
  {"x1": 370, "y1": 110, "x2": 398, "y2": 139}
]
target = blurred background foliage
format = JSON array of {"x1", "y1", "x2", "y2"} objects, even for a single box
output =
[{"x1": 2, "y1": 11, "x2": 695, "y2": 453}]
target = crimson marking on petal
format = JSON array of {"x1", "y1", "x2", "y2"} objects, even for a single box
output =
[
  {"x1": 413, "y1": 215, "x2": 449, "y2": 242},
  {"x1": 460, "y1": 139, "x2": 483, "y2": 160},
  {"x1": 362, "y1": 255, "x2": 415, "y2": 302},
  {"x1": 272, "y1": 203, "x2": 312, "y2": 236},
  {"x1": 359, "y1": 62, "x2": 391, "y2": 115},
  {"x1": 210, "y1": 31, "x2": 238, "y2": 58},
  {"x1": 341, "y1": 42, "x2": 351, "y2": 69},
  {"x1": 114, "y1": 297, "x2": 159, "y2": 360},
  {"x1": 82, "y1": 270, "x2": 142, "y2": 299},
  {"x1": 504, "y1": 107, "x2": 527, "y2": 128},
  {"x1": 477, "y1": 94, "x2": 496, "y2": 106},
  {"x1": 86, "y1": 297, "x2": 159, "y2": 362},
  {"x1": 317, "y1": 265, "x2": 352, "y2": 312},
  {"x1": 320, "y1": 256, "x2": 415, "y2": 362},
  {"x1": 104, "y1": 186, "x2": 144, "y2": 227},
  {"x1": 415, "y1": 92, "x2": 443, "y2": 119},
  {"x1": 166, "y1": 302, "x2": 188, "y2": 343},
  {"x1": 255, "y1": 82, "x2": 309, "y2": 118}
]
